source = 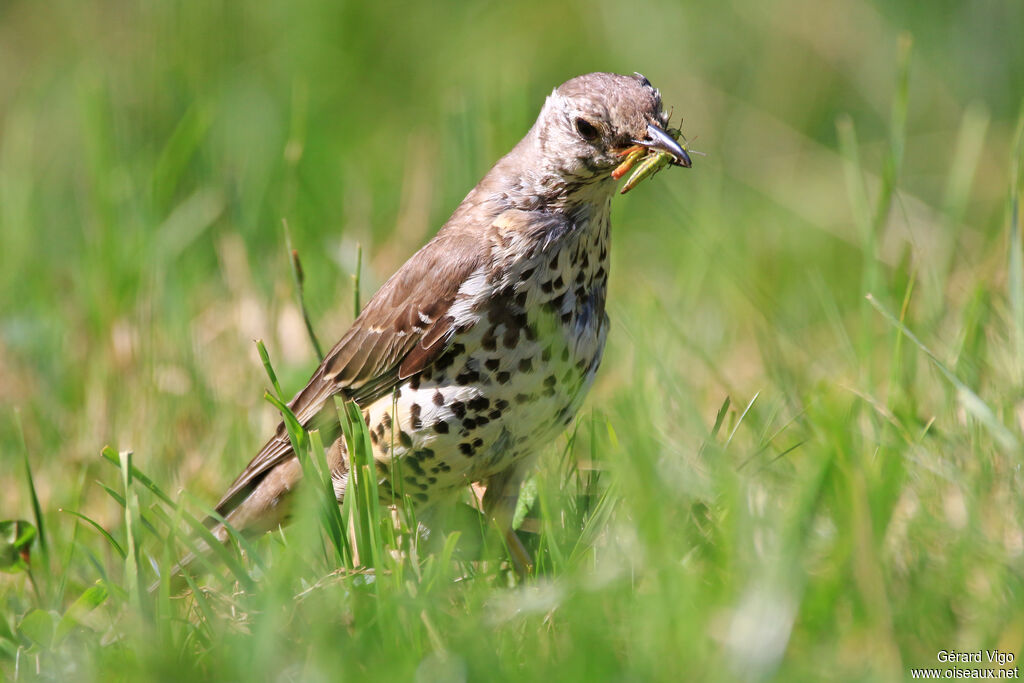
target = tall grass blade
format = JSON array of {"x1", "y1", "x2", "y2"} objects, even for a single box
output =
[
  {"x1": 118, "y1": 450, "x2": 141, "y2": 607},
  {"x1": 282, "y1": 218, "x2": 325, "y2": 361},
  {"x1": 59, "y1": 510, "x2": 126, "y2": 560},
  {"x1": 14, "y1": 410, "x2": 47, "y2": 562},
  {"x1": 1008, "y1": 106, "x2": 1024, "y2": 382}
]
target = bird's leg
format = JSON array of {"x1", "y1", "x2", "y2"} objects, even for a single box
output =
[{"x1": 481, "y1": 462, "x2": 534, "y2": 577}]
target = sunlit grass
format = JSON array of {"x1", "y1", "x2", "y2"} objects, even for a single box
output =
[{"x1": 2, "y1": 0, "x2": 1024, "y2": 680}]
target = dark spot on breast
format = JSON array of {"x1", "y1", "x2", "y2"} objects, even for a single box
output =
[
  {"x1": 514, "y1": 393, "x2": 532, "y2": 404},
  {"x1": 515, "y1": 291, "x2": 527, "y2": 307},
  {"x1": 416, "y1": 448, "x2": 435, "y2": 460},
  {"x1": 432, "y1": 391, "x2": 445, "y2": 406},
  {"x1": 521, "y1": 267, "x2": 535, "y2": 280},
  {"x1": 553, "y1": 275, "x2": 564, "y2": 289},
  {"x1": 450, "y1": 401, "x2": 466, "y2": 418},
  {"x1": 433, "y1": 421, "x2": 449, "y2": 434},
  {"x1": 472, "y1": 437, "x2": 483, "y2": 448},
  {"x1": 438, "y1": 462, "x2": 451, "y2": 472},
  {"x1": 544, "y1": 375, "x2": 557, "y2": 388},
  {"x1": 404, "y1": 476, "x2": 418, "y2": 485},
  {"x1": 496, "y1": 371, "x2": 511, "y2": 384},
  {"x1": 518, "y1": 358, "x2": 533, "y2": 373},
  {"x1": 542, "y1": 386, "x2": 556, "y2": 397},
  {"x1": 456, "y1": 369, "x2": 480, "y2": 385},
  {"x1": 485, "y1": 358, "x2": 500, "y2": 371},
  {"x1": 560, "y1": 311, "x2": 572, "y2": 324},
  {"x1": 502, "y1": 328, "x2": 520, "y2": 349},
  {"x1": 459, "y1": 442, "x2": 475, "y2": 456},
  {"x1": 541, "y1": 281, "x2": 553, "y2": 293},
  {"x1": 428, "y1": 476, "x2": 437, "y2": 484},
  {"x1": 542, "y1": 346, "x2": 552, "y2": 362},
  {"x1": 363, "y1": 410, "x2": 371, "y2": 426},
  {"x1": 495, "y1": 399, "x2": 509, "y2": 410},
  {"x1": 376, "y1": 423, "x2": 386, "y2": 439},
  {"x1": 561, "y1": 347, "x2": 570, "y2": 362},
  {"x1": 414, "y1": 493, "x2": 428, "y2": 503},
  {"x1": 409, "y1": 374, "x2": 421, "y2": 390},
  {"x1": 399, "y1": 430, "x2": 413, "y2": 448},
  {"x1": 488, "y1": 409, "x2": 502, "y2": 420},
  {"x1": 434, "y1": 351, "x2": 456, "y2": 371},
  {"x1": 462, "y1": 418, "x2": 477, "y2": 430},
  {"x1": 382, "y1": 412, "x2": 392, "y2": 429},
  {"x1": 524, "y1": 324, "x2": 538, "y2": 341},
  {"x1": 406, "y1": 459, "x2": 425, "y2": 476},
  {"x1": 482, "y1": 330, "x2": 497, "y2": 351},
  {"x1": 410, "y1": 404, "x2": 422, "y2": 429},
  {"x1": 468, "y1": 396, "x2": 490, "y2": 412},
  {"x1": 370, "y1": 430, "x2": 379, "y2": 445}
]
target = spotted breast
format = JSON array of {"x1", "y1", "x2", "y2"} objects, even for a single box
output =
[{"x1": 353, "y1": 205, "x2": 611, "y2": 507}]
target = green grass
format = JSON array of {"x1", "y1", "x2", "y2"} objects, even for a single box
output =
[{"x1": 2, "y1": 0, "x2": 1024, "y2": 680}]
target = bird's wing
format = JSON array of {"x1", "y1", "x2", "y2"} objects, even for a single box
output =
[{"x1": 213, "y1": 225, "x2": 493, "y2": 517}]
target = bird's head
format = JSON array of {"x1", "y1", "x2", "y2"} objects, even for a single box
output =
[{"x1": 531, "y1": 72, "x2": 691, "y2": 188}]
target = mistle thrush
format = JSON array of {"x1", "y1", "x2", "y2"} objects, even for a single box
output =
[{"x1": 206, "y1": 72, "x2": 690, "y2": 567}]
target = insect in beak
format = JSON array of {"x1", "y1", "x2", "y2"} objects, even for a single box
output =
[{"x1": 613, "y1": 121, "x2": 693, "y2": 194}]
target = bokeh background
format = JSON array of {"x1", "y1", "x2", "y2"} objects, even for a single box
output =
[{"x1": 1, "y1": 0, "x2": 1023, "y2": 680}]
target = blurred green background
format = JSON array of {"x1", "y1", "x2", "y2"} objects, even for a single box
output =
[{"x1": 1, "y1": 0, "x2": 1023, "y2": 680}]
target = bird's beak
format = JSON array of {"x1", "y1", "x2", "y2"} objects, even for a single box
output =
[{"x1": 638, "y1": 123, "x2": 691, "y2": 168}]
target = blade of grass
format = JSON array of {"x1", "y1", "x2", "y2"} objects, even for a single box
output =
[
  {"x1": 308, "y1": 428, "x2": 349, "y2": 564},
  {"x1": 96, "y1": 483, "x2": 162, "y2": 538},
  {"x1": 118, "y1": 451, "x2": 141, "y2": 608},
  {"x1": 725, "y1": 392, "x2": 759, "y2": 448},
  {"x1": 100, "y1": 446, "x2": 176, "y2": 507},
  {"x1": 352, "y1": 242, "x2": 362, "y2": 317},
  {"x1": 59, "y1": 510, "x2": 126, "y2": 560},
  {"x1": 255, "y1": 339, "x2": 285, "y2": 401},
  {"x1": 14, "y1": 409, "x2": 47, "y2": 563},
  {"x1": 282, "y1": 218, "x2": 324, "y2": 361},
  {"x1": 1008, "y1": 105, "x2": 1024, "y2": 381}
]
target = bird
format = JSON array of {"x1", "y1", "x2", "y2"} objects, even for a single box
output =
[{"x1": 192, "y1": 72, "x2": 690, "y2": 576}]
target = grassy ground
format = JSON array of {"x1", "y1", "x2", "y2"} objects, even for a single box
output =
[{"x1": 2, "y1": 0, "x2": 1023, "y2": 680}]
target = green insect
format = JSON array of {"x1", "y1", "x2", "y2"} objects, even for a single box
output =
[
  {"x1": 619, "y1": 149, "x2": 674, "y2": 194},
  {"x1": 615, "y1": 126, "x2": 691, "y2": 195}
]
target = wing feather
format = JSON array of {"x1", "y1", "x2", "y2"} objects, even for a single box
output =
[{"x1": 213, "y1": 226, "x2": 490, "y2": 516}]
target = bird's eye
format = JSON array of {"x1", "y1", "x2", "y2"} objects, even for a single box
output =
[{"x1": 574, "y1": 118, "x2": 600, "y2": 142}]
